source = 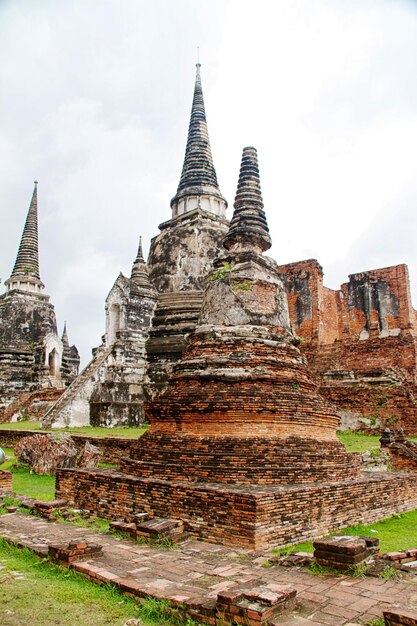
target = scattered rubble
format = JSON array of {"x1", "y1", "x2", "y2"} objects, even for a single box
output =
[{"x1": 14, "y1": 433, "x2": 102, "y2": 475}]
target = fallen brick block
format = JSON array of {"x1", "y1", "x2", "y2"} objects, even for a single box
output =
[
  {"x1": 384, "y1": 608, "x2": 417, "y2": 625},
  {"x1": 314, "y1": 535, "x2": 379, "y2": 571},
  {"x1": 216, "y1": 582, "x2": 297, "y2": 625},
  {"x1": 48, "y1": 541, "x2": 103, "y2": 564}
]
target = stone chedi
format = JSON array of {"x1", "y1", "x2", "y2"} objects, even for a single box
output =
[
  {"x1": 56, "y1": 148, "x2": 417, "y2": 548},
  {"x1": 0, "y1": 183, "x2": 79, "y2": 421},
  {"x1": 146, "y1": 62, "x2": 229, "y2": 400},
  {"x1": 128, "y1": 147, "x2": 358, "y2": 484},
  {"x1": 44, "y1": 63, "x2": 229, "y2": 428},
  {"x1": 42, "y1": 237, "x2": 157, "y2": 428}
]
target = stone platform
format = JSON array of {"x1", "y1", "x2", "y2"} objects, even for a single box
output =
[
  {"x1": 56, "y1": 467, "x2": 417, "y2": 549},
  {"x1": 1, "y1": 513, "x2": 417, "y2": 626}
]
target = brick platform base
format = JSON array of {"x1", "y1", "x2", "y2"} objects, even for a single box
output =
[{"x1": 56, "y1": 468, "x2": 417, "y2": 549}]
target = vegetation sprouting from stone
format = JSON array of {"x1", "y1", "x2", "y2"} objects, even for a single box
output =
[{"x1": 210, "y1": 262, "x2": 232, "y2": 282}]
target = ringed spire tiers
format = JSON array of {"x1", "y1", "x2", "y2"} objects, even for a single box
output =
[
  {"x1": 223, "y1": 146, "x2": 272, "y2": 254},
  {"x1": 170, "y1": 64, "x2": 227, "y2": 220},
  {"x1": 131, "y1": 236, "x2": 152, "y2": 289},
  {"x1": 5, "y1": 182, "x2": 45, "y2": 294}
]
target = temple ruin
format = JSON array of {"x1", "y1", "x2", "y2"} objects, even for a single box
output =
[
  {"x1": 0, "y1": 183, "x2": 79, "y2": 422},
  {"x1": 41, "y1": 63, "x2": 417, "y2": 437},
  {"x1": 55, "y1": 147, "x2": 417, "y2": 548}
]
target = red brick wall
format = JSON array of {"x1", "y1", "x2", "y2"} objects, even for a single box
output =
[
  {"x1": 56, "y1": 467, "x2": 417, "y2": 549},
  {"x1": 278, "y1": 260, "x2": 417, "y2": 433},
  {"x1": 0, "y1": 429, "x2": 136, "y2": 464}
]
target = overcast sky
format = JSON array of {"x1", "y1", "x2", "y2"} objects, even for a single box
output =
[{"x1": 1, "y1": 0, "x2": 417, "y2": 366}]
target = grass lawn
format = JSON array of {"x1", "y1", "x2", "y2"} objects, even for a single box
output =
[
  {"x1": 337, "y1": 430, "x2": 381, "y2": 453},
  {"x1": 0, "y1": 539, "x2": 200, "y2": 626},
  {"x1": 0, "y1": 420, "x2": 148, "y2": 438},
  {"x1": 0, "y1": 539, "x2": 140, "y2": 625},
  {"x1": 273, "y1": 508, "x2": 417, "y2": 555},
  {"x1": 2, "y1": 448, "x2": 56, "y2": 501}
]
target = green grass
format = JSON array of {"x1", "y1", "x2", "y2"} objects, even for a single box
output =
[
  {"x1": 0, "y1": 420, "x2": 148, "y2": 438},
  {"x1": 0, "y1": 421, "x2": 43, "y2": 431},
  {"x1": 2, "y1": 448, "x2": 55, "y2": 501},
  {"x1": 337, "y1": 430, "x2": 381, "y2": 453},
  {"x1": 0, "y1": 538, "x2": 141, "y2": 625},
  {"x1": 273, "y1": 508, "x2": 417, "y2": 555},
  {"x1": 0, "y1": 539, "x2": 201, "y2": 625}
]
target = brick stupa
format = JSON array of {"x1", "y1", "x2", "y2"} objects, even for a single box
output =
[
  {"x1": 126, "y1": 147, "x2": 360, "y2": 484},
  {"x1": 56, "y1": 149, "x2": 417, "y2": 549}
]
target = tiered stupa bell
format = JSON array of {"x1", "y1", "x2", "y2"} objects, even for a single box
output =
[{"x1": 127, "y1": 147, "x2": 360, "y2": 485}]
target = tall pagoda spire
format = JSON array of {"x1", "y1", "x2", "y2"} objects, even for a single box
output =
[
  {"x1": 170, "y1": 64, "x2": 227, "y2": 219},
  {"x1": 223, "y1": 147, "x2": 272, "y2": 254},
  {"x1": 5, "y1": 182, "x2": 45, "y2": 293}
]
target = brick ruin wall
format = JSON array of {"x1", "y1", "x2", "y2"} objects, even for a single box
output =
[
  {"x1": 278, "y1": 260, "x2": 417, "y2": 434},
  {"x1": 0, "y1": 429, "x2": 135, "y2": 464},
  {"x1": 56, "y1": 467, "x2": 417, "y2": 549},
  {"x1": 0, "y1": 389, "x2": 63, "y2": 424}
]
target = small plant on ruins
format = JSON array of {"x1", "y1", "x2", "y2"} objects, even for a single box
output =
[
  {"x1": 231, "y1": 279, "x2": 253, "y2": 293},
  {"x1": 292, "y1": 333, "x2": 305, "y2": 345},
  {"x1": 210, "y1": 262, "x2": 233, "y2": 282},
  {"x1": 23, "y1": 264, "x2": 38, "y2": 274},
  {"x1": 364, "y1": 619, "x2": 385, "y2": 626},
  {"x1": 18, "y1": 409, "x2": 30, "y2": 422},
  {"x1": 28, "y1": 341, "x2": 37, "y2": 350},
  {"x1": 138, "y1": 596, "x2": 200, "y2": 626},
  {"x1": 375, "y1": 394, "x2": 389, "y2": 407},
  {"x1": 347, "y1": 561, "x2": 369, "y2": 578},
  {"x1": 382, "y1": 414, "x2": 400, "y2": 428},
  {"x1": 291, "y1": 384, "x2": 300, "y2": 391},
  {"x1": 378, "y1": 565, "x2": 399, "y2": 580},
  {"x1": 154, "y1": 536, "x2": 178, "y2": 550},
  {"x1": 308, "y1": 561, "x2": 341, "y2": 577}
]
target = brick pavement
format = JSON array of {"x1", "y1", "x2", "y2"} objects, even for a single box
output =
[{"x1": 1, "y1": 513, "x2": 417, "y2": 625}]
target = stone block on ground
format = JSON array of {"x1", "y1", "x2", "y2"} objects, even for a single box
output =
[
  {"x1": 216, "y1": 581, "x2": 297, "y2": 625},
  {"x1": 78, "y1": 441, "x2": 103, "y2": 469},
  {"x1": 384, "y1": 608, "x2": 417, "y2": 625},
  {"x1": 48, "y1": 540, "x2": 103, "y2": 564},
  {"x1": 134, "y1": 517, "x2": 184, "y2": 541},
  {"x1": 314, "y1": 535, "x2": 379, "y2": 571}
]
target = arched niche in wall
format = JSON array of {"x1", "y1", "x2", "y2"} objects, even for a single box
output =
[
  {"x1": 48, "y1": 347, "x2": 60, "y2": 377},
  {"x1": 108, "y1": 303, "x2": 122, "y2": 345}
]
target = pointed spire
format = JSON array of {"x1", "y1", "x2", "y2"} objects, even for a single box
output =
[
  {"x1": 6, "y1": 182, "x2": 45, "y2": 292},
  {"x1": 61, "y1": 321, "x2": 69, "y2": 348},
  {"x1": 134, "y1": 236, "x2": 144, "y2": 264},
  {"x1": 131, "y1": 236, "x2": 152, "y2": 288},
  {"x1": 11, "y1": 182, "x2": 41, "y2": 279},
  {"x1": 170, "y1": 64, "x2": 226, "y2": 217},
  {"x1": 223, "y1": 147, "x2": 272, "y2": 254}
]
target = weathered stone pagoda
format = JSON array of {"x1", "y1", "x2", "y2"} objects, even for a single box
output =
[
  {"x1": 0, "y1": 183, "x2": 79, "y2": 422},
  {"x1": 43, "y1": 63, "x2": 229, "y2": 427},
  {"x1": 42, "y1": 237, "x2": 157, "y2": 428},
  {"x1": 146, "y1": 61, "x2": 229, "y2": 401},
  {"x1": 56, "y1": 148, "x2": 417, "y2": 548}
]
